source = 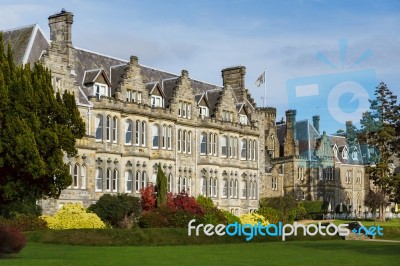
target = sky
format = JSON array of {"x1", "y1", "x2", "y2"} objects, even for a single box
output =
[{"x1": 1, "y1": 0, "x2": 399, "y2": 134}]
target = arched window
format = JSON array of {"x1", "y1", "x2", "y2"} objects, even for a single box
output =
[
  {"x1": 106, "y1": 115, "x2": 111, "y2": 142},
  {"x1": 141, "y1": 121, "x2": 146, "y2": 146},
  {"x1": 213, "y1": 178, "x2": 217, "y2": 197},
  {"x1": 252, "y1": 180, "x2": 257, "y2": 199},
  {"x1": 187, "y1": 131, "x2": 192, "y2": 153},
  {"x1": 233, "y1": 137, "x2": 238, "y2": 158},
  {"x1": 112, "y1": 116, "x2": 118, "y2": 143},
  {"x1": 252, "y1": 140, "x2": 256, "y2": 161},
  {"x1": 152, "y1": 124, "x2": 159, "y2": 148},
  {"x1": 209, "y1": 177, "x2": 213, "y2": 196},
  {"x1": 178, "y1": 129, "x2": 182, "y2": 152},
  {"x1": 81, "y1": 165, "x2": 86, "y2": 189},
  {"x1": 135, "y1": 120, "x2": 140, "y2": 145},
  {"x1": 201, "y1": 177, "x2": 207, "y2": 196},
  {"x1": 162, "y1": 125, "x2": 167, "y2": 149},
  {"x1": 125, "y1": 119, "x2": 132, "y2": 144},
  {"x1": 221, "y1": 136, "x2": 228, "y2": 157},
  {"x1": 208, "y1": 133, "x2": 213, "y2": 155},
  {"x1": 167, "y1": 126, "x2": 172, "y2": 149},
  {"x1": 229, "y1": 179, "x2": 234, "y2": 198},
  {"x1": 135, "y1": 171, "x2": 140, "y2": 192},
  {"x1": 234, "y1": 179, "x2": 238, "y2": 198},
  {"x1": 229, "y1": 137, "x2": 233, "y2": 157},
  {"x1": 200, "y1": 133, "x2": 207, "y2": 154},
  {"x1": 188, "y1": 177, "x2": 192, "y2": 195},
  {"x1": 95, "y1": 115, "x2": 103, "y2": 141},
  {"x1": 213, "y1": 133, "x2": 218, "y2": 156},
  {"x1": 106, "y1": 168, "x2": 112, "y2": 191},
  {"x1": 241, "y1": 139, "x2": 247, "y2": 159},
  {"x1": 241, "y1": 180, "x2": 247, "y2": 198},
  {"x1": 168, "y1": 174, "x2": 173, "y2": 192},
  {"x1": 222, "y1": 179, "x2": 228, "y2": 198},
  {"x1": 73, "y1": 164, "x2": 79, "y2": 188},
  {"x1": 112, "y1": 169, "x2": 118, "y2": 192},
  {"x1": 182, "y1": 130, "x2": 187, "y2": 152},
  {"x1": 182, "y1": 176, "x2": 187, "y2": 193},
  {"x1": 125, "y1": 170, "x2": 133, "y2": 193},
  {"x1": 178, "y1": 176, "x2": 182, "y2": 192},
  {"x1": 142, "y1": 172, "x2": 147, "y2": 189},
  {"x1": 249, "y1": 181, "x2": 253, "y2": 198},
  {"x1": 95, "y1": 167, "x2": 103, "y2": 192}
]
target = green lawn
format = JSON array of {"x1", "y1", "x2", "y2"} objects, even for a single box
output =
[{"x1": 1, "y1": 240, "x2": 399, "y2": 266}]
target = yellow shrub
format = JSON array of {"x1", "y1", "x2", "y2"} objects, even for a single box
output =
[
  {"x1": 239, "y1": 213, "x2": 269, "y2": 226},
  {"x1": 41, "y1": 203, "x2": 106, "y2": 229}
]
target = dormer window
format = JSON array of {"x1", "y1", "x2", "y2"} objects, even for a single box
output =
[
  {"x1": 352, "y1": 149, "x2": 358, "y2": 160},
  {"x1": 333, "y1": 145, "x2": 338, "y2": 157},
  {"x1": 239, "y1": 114, "x2": 248, "y2": 125},
  {"x1": 342, "y1": 147, "x2": 348, "y2": 159},
  {"x1": 94, "y1": 83, "x2": 108, "y2": 99},
  {"x1": 151, "y1": 95, "x2": 163, "y2": 108},
  {"x1": 199, "y1": 106, "x2": 209, "y2": 118}
]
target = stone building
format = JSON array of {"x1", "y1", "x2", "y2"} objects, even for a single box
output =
[
  {"x1": 2, "y1": 9, "x2": 373, "y2": 216},
  {"x1": 2, "y1": 10, "x2": 278, "y2": 215}
]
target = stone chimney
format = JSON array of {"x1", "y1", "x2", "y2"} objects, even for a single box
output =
[
  {"x1": 312, "y1": 115, "x2": 320, "y2": 133},
  {"x1": 221, "y1": 66, "x2": 246, "y2": 102},
  {"x1": 48, "y1": 9, "x2": 74, "y2": 47},
  {"x1": 284, "y1": 109, "x2": 297, "y2": 156}
]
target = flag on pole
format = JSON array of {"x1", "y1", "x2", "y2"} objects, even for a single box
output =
[{"x1": 255, "y1": 71, "x2": 265, "y2": 87}]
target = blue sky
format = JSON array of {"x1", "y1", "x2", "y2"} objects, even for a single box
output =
[{"x1": 1, "y1": 0, "x2": 399, "y2": 134}]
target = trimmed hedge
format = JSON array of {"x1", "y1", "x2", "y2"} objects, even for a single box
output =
[{"x1": 0, "y1": 215, "x2": 47, "y2": 231}]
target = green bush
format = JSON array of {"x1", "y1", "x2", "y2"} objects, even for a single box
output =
[
  {"x1": 0, "y1": 198, "x2": 42, "y2": 218},
  {"x1": 196, "y1": 196, "x2": 227, "y2": 225},
  {"x1": 223, "y1": 211, "x2": 241, "y2": 224},
  {"x1": 260, "y1": 195, "x2": 297, "y2": 223},
  {"x1": 257, "y1": 207, "x2": 280, "y2": 224},
  {"x1": 138, "y1": 207, "x2": 205, "y2": 228},
  {"x1": 88, "y1": 194, "x2": 141, "y2": 228},
  {"x1": 0, "y1": 214, "x2": 47, "y2": 231},
  {"x1": 297, "y1": 201, "x2": 324, "y2": 220}
]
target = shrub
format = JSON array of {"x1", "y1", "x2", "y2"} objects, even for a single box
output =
[
  {"x1": 140, "y1": 185, "x2": 156, "y2": 211},
  {"x1": 196, "y1": 196, "x2": 227, "y2": 225},
  {"x1": 170, "y1": 192, "x2": 204, "y2": 216},
  {"x1": 298, "y1": 201, "x2": 324, "y2": 220},
  {"x1": 88, "y1": 194, "x2": 140, "y2": 228},
  {"x1": 257, "y1": 207, "x2": 280, "y2": 224},
  {"x1": 260, "y1": 195, "x2": 298, "y2": 223},
  {"x1": 239, "y1": 213, "x2": 269, "y2": 226},
  {"x1": 0, "y1": 226, "x2": 26, "y2": 256},
  {"x1": 223, "y1": 211, "x2": 241, "y2": 224},
  {"x1": 0, "y1": 198, "x2": 42, "y2": 218},
  {"x1": 0, "y1": 214, "x2": 47, "y2": 231},
  {"x1": 40, "y1": 203, "x2": 105, "y2": 229},
  {"x1": 138, "y1": 207, "x2": 205, "y2": 228}
]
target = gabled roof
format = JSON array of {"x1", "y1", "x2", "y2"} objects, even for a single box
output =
[
  {"x1": 1, "y1": 24, "x2": 49, "y2": 65},
  {"x1": 83, "y1": 68, "x2": 111, "y2": 87}
]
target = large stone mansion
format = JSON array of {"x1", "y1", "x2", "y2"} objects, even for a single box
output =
[{"x1": 1, "y1": 10, "x2": 372, "y2": 215}]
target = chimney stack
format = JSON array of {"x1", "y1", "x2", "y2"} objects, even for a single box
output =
[
  {"x1": 312, "y1": 115, "x2": 320, "y2": 133},
  {"x1": 48, "y1": 9, "x2": 74, "y2": 46},
  {"x1": 284, "y1": 109, "x2": 297, "y2": 156},
  {"x1": 221, "y1": 66, "x2": 246, "y2": 102}
]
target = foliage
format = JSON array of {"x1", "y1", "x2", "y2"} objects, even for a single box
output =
[
  {"x1": 0, "y1": 34, "x2": 86, "y2": 207},
  {"x1": 259, "y1": 194, "x2": 298, "y2": 223},
  {"x1": 0, "y1": 214, "x2": 47, "y2": 231},
  {"x1": 0, "y1": 197, "x2": 42, "y2": 218},
  {"x1": 40, "y1": 203, "x2": 105, "y2": 229},
  {"x1": 297, "y1": 201, "x2": 324, "y2": 220},
  {"x1": 196, "y1": 195, "x2": 227, "y2": 225},
  {"x1": 140, "y1": 185, "x2": 156, "y2": 211},
  {"x1": 257, "y1": 207, "x2": 280, "y2": 224},
  {"x1": 364, "y1": 190, "x2": 387, "y2": 214},
  {"x1": 169, "y1": 192, "x2": 205, "y2": 216},
  {"x1": 239, "y1": 213, "x2": 269, "y2": 226},
  {"x1": 156, "y1": 164, "x2": 168, "y2": 207},
  {"x1": 335, "y1": 204, "x2": 348, "y2": 214},
  {"x1": 358, "y1": 82, "x2": 400, "y2": 221},
  {"x1": 88, "y1": 194, "x2": 140, "y2": 228},
  {"x1": 223, "y1": 211, "x2": 241, "y2": 224},
  {"x1": 138, "y1": 207, "x2": 205, "y2": 228},
  {"x1": 0, "y1": 226, "x2": 26, "y2": 256}
]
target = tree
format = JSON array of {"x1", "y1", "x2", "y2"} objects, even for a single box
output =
[
  {"x1": 156, "y1": 164, "x2": 167, "y2": 207},
  {"x1": 359, "y1": 82, "x2": 400, "y2": 221},
  {"x1": 0, "y1": 34, "x2": 85, "y2": 209},
  {"x1": 364, "y1": 190, "x2": 386, "y2": 219}
]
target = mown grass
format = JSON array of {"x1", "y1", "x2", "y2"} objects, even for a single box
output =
[{"x1": 1, "y1": 240, "x2": 399, "y2": 266}]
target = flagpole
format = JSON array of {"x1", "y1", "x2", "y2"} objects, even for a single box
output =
[{"x1": 264, "y1": 68, "x2": 267, "y2": 107}]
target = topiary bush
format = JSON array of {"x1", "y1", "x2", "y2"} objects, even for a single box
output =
[
  {"x1": 88, "y1": 194, "x2": 141, "y2": 228},
  {"x1": 0, "y1": 226, "x2": 26, "y2": 257},
  {"x1": 40, "y1": 203, "x2": 106, "y2": 229}
]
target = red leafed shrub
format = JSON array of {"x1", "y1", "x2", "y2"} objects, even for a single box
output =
[
  {"x1": 140, "y1": 185, "x2": 156, "y2": 211},
  {"x1": 169, "y1": 192, "x2": 205, "y2": 216},
  {"x1": 0, "y1": 226, "x2": 26, "y2": 256}
]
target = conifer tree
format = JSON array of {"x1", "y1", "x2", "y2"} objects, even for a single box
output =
[
  {"x1": 359, "y1": 82, "x2": 400, "y2": 221},
  {"x1": 156, "y1": 164, "x2": 167, "y2": 207},
  {"x1": 0, "y1": 34, "x2": 85, "y2": 208}
]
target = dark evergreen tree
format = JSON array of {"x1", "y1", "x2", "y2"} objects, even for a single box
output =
[
  {"x1": 156, "y1": 164, "x2": 167, "y2": 207},
  {"x1": 0, "y1": 33, "x2": 85, "y2": 209},
  {"x1": 359, "y1": 82, "x2": 400, "y2": 221}
]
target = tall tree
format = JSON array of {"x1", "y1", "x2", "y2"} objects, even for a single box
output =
[
  {"x1": 0, "y1": 34, "x2": 85, "y2": 208},
  {"x1": 359, "y1": 82, "x2": 400, "y2": 221},
  {"x1": 156, "y1": 164, "x2": 167, "y2": 207}
]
